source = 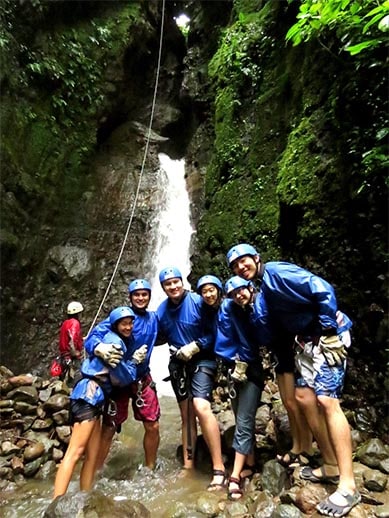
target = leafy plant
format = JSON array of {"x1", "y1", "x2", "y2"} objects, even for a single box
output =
[{"x1": 286, "y1": 0, "x2": 389, "y2": 55}]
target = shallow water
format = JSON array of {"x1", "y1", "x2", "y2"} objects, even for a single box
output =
[{"x1": 1, "y1": 395, "x2": 213, "y2": 517}]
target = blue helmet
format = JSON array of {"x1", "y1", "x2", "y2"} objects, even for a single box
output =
[
  {"x1": 159, "y1": 266, "x2": 182, "y2": 284},
  {"x1": 109, "y1": 306, "x2": 135, "y2": 326},
  {"x1": 128, "y1": 278, "x2": 151, "y2": 293},
  {"x1": 225, "y1": 276, "x2": 252, "y2": 296},
  {"x1": 226, "y1": 243, "x2": 259, "y2": 268},
  {"x1": 196, "y1": 275, "x2": 223, "y2": 293}
]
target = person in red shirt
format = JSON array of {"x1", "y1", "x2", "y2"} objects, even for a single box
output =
[{"x1": 59, "y1": 301, "x2": 84, "y2": 382}]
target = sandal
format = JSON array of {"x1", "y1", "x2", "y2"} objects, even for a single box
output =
[
  {"x1": 300, "y1": 465, "x2": 339, "y2": 485},
  {"x1": 316, "y1": 489, "x2": 361, "y2": 517},
  {"x1": 298, "y1": 451, "x2": 321, "y2": 468},
  {"x1": 228, "y1": 476, "x2": 243, "y2": 500},
  {"x1": 277, "y1": 450, "x2": 300, "y2": 468},
  {"x1": 207, "y1": 469, "x2": 227, "y2": 491},
  {"x1": 240, "y1": 463, "x2": 257, "y2": 480}
]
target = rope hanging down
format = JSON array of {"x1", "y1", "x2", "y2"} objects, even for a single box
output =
[{"x1": 86, "y1": 0, "x2": 166, "y2": 338}]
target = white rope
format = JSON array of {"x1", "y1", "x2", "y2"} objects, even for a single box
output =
[{"x1": 86, "y1": 0, "x2": 166, "y2": 338}]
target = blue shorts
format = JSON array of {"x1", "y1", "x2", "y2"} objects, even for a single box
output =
[
  {"x1": 168, "y1": 359, "x2": 215, "y2": 402},
  {"x1": 295, "y1": 332, "x2": 350, "y2": 398}
]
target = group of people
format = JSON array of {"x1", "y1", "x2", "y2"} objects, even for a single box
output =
[{"x1": 53, "y1": 243, "x2": 360, "y2": 518}]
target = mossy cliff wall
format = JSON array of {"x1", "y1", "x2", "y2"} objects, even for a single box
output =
[{"x1": 188, "y1": 0, "x2": 388, "y2": 327}]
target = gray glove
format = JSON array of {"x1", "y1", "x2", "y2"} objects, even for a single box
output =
[
  {"x1": 175, "y1": 341, "x2": 200, "y2": 361},
  {"x1": 231, "y1": 360, "x2": 248, "y2": 383},
  {"x1": 319, "y1": 335, "x2": 347, "y2": 367},
  {"x1": 132, "y1": 344, "x2": 148, "y2": 364},
  {"x1": 95, "y1": 343, "x2": 123, "y2": 368}
]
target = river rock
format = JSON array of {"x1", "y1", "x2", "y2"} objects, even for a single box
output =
[
  {"x1": 14, "y1": 401, "x2": 37, "y2": 415},
  {"x1": 43, "y1": 394, "x2": 69, "y2": 412},
  {"x1": 357, "y1": 438, "x2": 389, "y2": 469},
  {"x1": 44, "y1": 489, "x2": 151, "y2": 517},
  {"x1": 261, "y1": 459, "x2": 290, "y2": 496},
  {"x1": 250, "y1": 490, "x2": 277, "y2": 517},
  {"x1": 10, "y1": 456, "x2": 24, "y2": 475},
  {"x1": 24, "y1": 441, "x2": 45, "y2": 461},
  {"x1": 8, "y1": 374, "x2": 35, "y2": 387},
  {"x1": 363, "y1": 468, "x2": 388, "y2": 492},
  {"x1": 8, "y1": 385, "x2": 38, "y2": 404},
  {"x1": 1, "y1": 440, "x2": 21, "y2": 456}
]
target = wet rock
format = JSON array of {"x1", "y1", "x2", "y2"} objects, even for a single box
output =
[
  {"x1": 250, "y1": 491, "x2": 276, "y2": 517},
  {"x1": 8, "y1": 374, "x2": 35, "y2": 387},
  {"x1": 375, "y1": 504, "x2": 389, "y2": 518},
  {"x1": 44, "y1": 489, "x2": 151, "y2": 517},
  {"x1": 1, "y1": 441, "x2": 21, "y2": 456},
  {"x1": 32, "y1": 418, "x2": 54, "y2": 431},
  {"x1": 272, "y1": 503, "x2": 304, "y2": 517},
  {"x1": 43, "y1": 394, "x2": 69, "y2": 412},
  {"x1": 363, "y1": 468, "x2": 388, "y2": 492},
  {"x1": 24, "y1": 441, "x2": 45, "y2": 461},
  {"x1": 10, "y1": 456, "x2": 24, "y2": 475},
  {"x1": 14, "y1": 401, "x2": 37, "y2": 415},
  {"x1": 356, "y1": 438, "x2": 389, "y2": 469},
  {"x1": 196, "y1": 491, "x2": 221, "y2": 515},
  {"x1": 55, "y1": 426, "x2": 71, "y2": 444},
  {"x1": 8, "y1": 386, "x2": 38, "y2": 404},
  {"x1": 24, "y1": 457, "x2": 42, "y2": 477},
  {"x1": 261, "y1": 460, "x2": 289, "y2": 496}
]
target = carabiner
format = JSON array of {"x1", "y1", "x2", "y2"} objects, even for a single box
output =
[
  {"x1": 178, "y1": 376, "x2": 187, "y2": 397},
  {"x1": 227, "y1": 369, "x2": 237, "y2": 399}
]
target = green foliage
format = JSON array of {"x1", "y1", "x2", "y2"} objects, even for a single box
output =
[
  {"x1": 286, "y1": 0, "x2": 389, "y2": 55},
  {"x1": 209, "y1": 7, "x2": 272, "y2": 89}
]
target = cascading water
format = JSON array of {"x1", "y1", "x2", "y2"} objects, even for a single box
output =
[
  {"x1": 2, "y1": 153, "x2": 208, "y2": 518},
  {"x1": 147, "y1": 153, "x2": 195, "y2": 396}
]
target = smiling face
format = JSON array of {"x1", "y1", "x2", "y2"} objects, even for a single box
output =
[
  {"x1": 130, "y1": 289, "x2": 151, "y2": 311},
  {"x1": 231, "y1": 286, "x2": 253, "y2": 307},
  {"x1": 116, "y1": 317, "x2": 134, "y2": 338},
  {"x1": 200, "y1": 284, "x2": 220, "y2": 307},
  {"x1": 231, "y1": 255, "x2": 260, "y2": 280},
  {"x1": 162, "y1": 277, "x2": 185, "y2": 303}
]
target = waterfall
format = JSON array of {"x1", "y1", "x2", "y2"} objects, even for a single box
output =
[{"x1": 147, "y1": 153, "x2": 195, "y2": 395}]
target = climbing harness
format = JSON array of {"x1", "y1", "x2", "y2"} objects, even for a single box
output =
[{"x1": 85, "y1": 0, "x2": 166, "y2": 342}]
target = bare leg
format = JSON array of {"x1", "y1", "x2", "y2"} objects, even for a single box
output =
[
  {"x1": 277, "y1": 373, "x2": 312, "y2": 456},
  {"x1": 296, "y1": 386, "x2": 338, "y2": 471},
  {"x1": 53, "y1": 419, "x2": 97, "y2": 498},
  {"x1": 95, "y1": 423, "x2": 116, "y2": 471},
  {"x1": 80, "y1": 418, "x2": 102, "y2": 490},
  {"x1": 193, "y1": 397, "x2": 225, "y2": 485},
  {"x1": 178, "y1": 399, "x2": 197, "y2": 469},
  {"x1": 317, "y1": 395, "x2": 356, "y2": 491},
  {"x1": 143, "y1": 421, "x2": 160, "y2": 469}
]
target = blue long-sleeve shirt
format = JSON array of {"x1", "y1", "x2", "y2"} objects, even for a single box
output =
[
  {"x1": 71, "y1": 329, "x2": 138, "y2": 406},
  {"x1": 157, "y1": 290, "x2": 215, "y2": 363},
  {"x1": 84, "y1": 308, "x2": 159, "y2": 379},
  {"x1": 252, "y1": 262, "x2": 352, "y2": 343},
  {"x1": 215, "y1": 299, "x2": 260, "y2": 364}
]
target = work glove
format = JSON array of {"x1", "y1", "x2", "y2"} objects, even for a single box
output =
[
  {"x1": 132, "y1": 344, "x2": 148, "y2": 364},
  {"x1": 95, "y1": 343, "x2": 123, "y2": 368},
  {"x1": 231, "y1": 360, "x2": 248, "y2": 383},
  {"x1": 319, "y1": 335, "x2": 347, "y2": 367},
  {"x1": 175, "y1": 341, "x2": 200, "y2": 361}
]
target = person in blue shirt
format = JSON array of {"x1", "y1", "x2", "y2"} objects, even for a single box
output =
[
  {"x1": 84, "y1": 279, "x2": 160, "y2": 471},
  {"x1": 157, "y1": 266, "x2": 226, "y2": 491},
  {"x1": 227, "y1": 244, "x2": 360, "y2": 518},
  {"x1": 216, "y1": 276, "x2": 264, "y2": 500},
  {"x1": 53, "y1": 306, "x2": 140, "y2": 498}
]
